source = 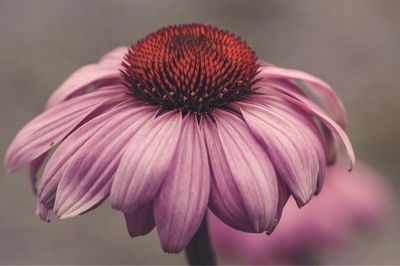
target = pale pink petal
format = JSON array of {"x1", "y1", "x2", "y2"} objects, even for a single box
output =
[
  {"x1": 205, "y1": 110, "x2": 279, "y2": 233},
  {"x1": 271, "y1": 100, "x2": 328, "y2": 194},
  {"x1": 278, "y1": 92, "x2": 355, "y2": 169},
  {"x1": 54, "y1": 105, "x2": 156, "y2": 219},
  {"x1": 36, "y1": 201, "x2": 50, "y2": 222},
  {"x1": 321, "y1": 125, "x2": 337, "y2": 165},
  {"x1": 257, "y1": 63, "x2": 347, "y2": 128},
  {"x1": 275, "y1": 180, "x2": 290, "y2": 224},
  {"x1": 202, "y1": 117, "x2": 255, "y2": 232},
  {"x1": 38, "y1": 98, "x2": 133, "y2": 209},
  {"x1": 99, "y1": 46, "x2": 129, "y2": 66},
  {"x1": 240, "y1": 102, "x2": 323, "y2": 206},
  {"x1": 124, "y1": 203, "x2": 155, "y2": 237},
  {"x1": 245, "y1": 91, "x2": 354, "y2": 170},
  {"x1": 29, "y1": 153, "x2": 48, "y2": 194},
  {"x1": 5, "y1": 87, "x2": 126, "y2": 174},
  {"x1": 209, "y1": 161, "x2": 392, "y2": 265},
  {"x1": 154, "y1": 114, "x2": 210, "y2": 253},
  {"x1": 111, "y1": 111, "x2": 182, "y2": 212},
  {"x1": 45, "y1": 65, "x2": 123, "y2": 109}
]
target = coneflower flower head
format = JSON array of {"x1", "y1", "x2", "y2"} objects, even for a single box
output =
[
  {"x1": 5, "y1": 24, "x2": 354, "y2": 253},
  {"x1": 122, "y1": 25, "x2": 258, "y2": 114}
]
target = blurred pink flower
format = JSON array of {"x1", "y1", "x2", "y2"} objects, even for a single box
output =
[
  {"x1": 5, "y1": 24, "x2": 353, "y2": 253},
  {"x1": 210, "y1": 161, "x2": 393, "y2": 264}
]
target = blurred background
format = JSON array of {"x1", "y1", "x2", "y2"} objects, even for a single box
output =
[{"x1": 0, "y1": 0, "x2": 399, "y2": 264}]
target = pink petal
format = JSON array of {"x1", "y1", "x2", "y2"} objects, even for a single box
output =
[
  {"x1": 54, "y1": 105, "x2": 156, "y2": 219},
  {"x1": 45, "y1": 64, "x2": 123, "y2": 109},
  {"x1": 321, "y1": 125, "x2": 338, "y2": 165},
  {"x1": 273, "y1": 99, "x2": 328, "y2": 194},
  {"x1": 246, "y1": 91, "x2": 354, "y2": 170},
  {"x1": 38, "y1": 98, "x2": 133, "y2": 209},
  {"x1": 111, "y1": 111, "x2": 182, "y2": 212},
  {"x1": 5, "y1": 87, "x2": 126, "y2": 174},
  {"x1": 154, "y1": 114, "x2": 210, "y2": 253},
  {"x1": 36, "y1": 201, "x2": 50, "y2": 222},
  {"x1": 277, "y1": 92, "x2": 355, "y2": 169},
  {"x1": 202, "y1": 117, "x2": 255, "y2": 232},
  {"x1": 257, "y1": 63, "x2": 347, "y2": 128},
  {"x1": 240, "y1": 102, "x2": 323, "y2": 206},
  {"x1": 29, "y1": 153, "x2": 48, "y2": 194},
  {"x1": 204, "y1": 110, "x2": 279, "y2": 233},
  {"x1": 124, "y1": 203, "x2": 155, "y2": 237},
  {"x1": 99, "y1": 46, "x2": 129, "y2": 66},
  {"x1": 275, "y1": 180, "x2": 290, "y2": 224}
]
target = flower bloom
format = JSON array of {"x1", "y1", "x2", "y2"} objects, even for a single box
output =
[
  {"x1": 210, "y1": 161, "x2": 393, "y2": 264},
  {"x1": 5, "y1": 24, "x2": 354, "y2": 253}
]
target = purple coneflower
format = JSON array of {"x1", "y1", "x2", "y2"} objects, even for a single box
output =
[
  {"x1": 5, "y1": 24, "x2": 354, "y2": 255},
  {"x1": 210, "y1": 161, "x2": 393, "y2": 265}
]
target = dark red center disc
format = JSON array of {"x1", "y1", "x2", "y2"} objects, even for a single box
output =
[{"x1": 122, "y1": 24, "x2": 258, "y2": 113}]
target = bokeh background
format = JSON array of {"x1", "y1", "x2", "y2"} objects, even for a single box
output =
[{"x1": 0, "y1": 0, "x2": 399, "y2": 264}]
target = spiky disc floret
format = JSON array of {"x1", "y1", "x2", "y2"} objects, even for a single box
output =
[{"x1": 122, "y1": 24, "x2": 258, "y2": 113}]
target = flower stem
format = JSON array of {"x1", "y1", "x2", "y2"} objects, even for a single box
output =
[{"x1": 185, "y1": 214, "x2": 217, "y2": 265}]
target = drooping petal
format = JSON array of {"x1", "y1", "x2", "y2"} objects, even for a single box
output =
[
  {"x1": 271, "y1": 99, "x2": 328, "y2": 195},
  {"x1": 36, "y1": 201, "x2": 50, "y2": 222},
  {"x1": 99, "y1": 46, "x2": 129, "y2": 66},
  {"x1": 124, "y1": 204, "x2": 155, "y2": 237},
  {"x1": 321, "y1": 124, "x2": 338, "y2": 165},
  {"x1": 275, "y1": 180, "x2": 291, "y2": 224},
  {"x1": 45, "y1": 65, "x2": 123, "y2": 109},
  {"x1": 265, "y1": 179, "x2": 291, "y2": 235},
  {"x1": 202, "y1": 118, "x2": 253, "y2": 231},
  {"x1": 240, "y1": 102, "x2": 322, "y2": 206},
  {"x1": 257, "y1": 63, "x2": 347, "y2": 128},
  {"x1": 54, "y1": 105, "x2": 155, "y2": 219},
  {"x1": 245, "y1": 90, "x2": 354, "y2": 170},
  {"x1": 124, "y1": 203, "x2": 155, "y2": 237},
  {"x1": 38, "y1": 98, "x2": 133, "y2": 209},
  {"x1": 5, "y1": 87, "x2": 126, "y2": 174},
  {"x1": 29, "y1": 153, "x2": 48, "y2": 194},
  {"x1": 111, "y1": 111, "x2": 182, "y2": 212},
  {"x1": 276, "y1": 92, "x2": 355, "y2": 169},
  {"x1": 204, "y1": 110, "x2": 279, "y2": 233},
  {"x1": 154, "y1": 114, "x2": 210, "y2": 253}
]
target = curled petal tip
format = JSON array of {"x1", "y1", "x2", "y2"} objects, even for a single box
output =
[
  {"x1": 161, "y1": 246, "x2": 182, "y2": 254},
  {"x1": 38, "y1": 217, "x2": 50, "y2": 223},
  {"x1": 294, "y1": 195, "x2": 313, "y2": 208},
  {"x1": 265, "y1": 218, "x2": 280, "y2": 235},
  {"x1": 37, "y1": 215, "x2": 50, "y2": 223},
  {"x1": 36, "y1": 202, "x2": 51, "y2": 222},
  {"x1": 348, "y1": 159, "x2": 356, "y2": 172},
  {"x1": 58, "y1": 213, "x2": 74, "y2": 220},
  {"x1": 53, "y1": 209, "x2": 63, "y2": 220},
  {"x1": 58, "y1": 209, "x2": 79, "y2": 220},
  {"x1": 128, "y1": 231, "x2": 148, "y2": 238},
  {"x1": 56, "y1": 210, "x2": 72, "y2": 220}
]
